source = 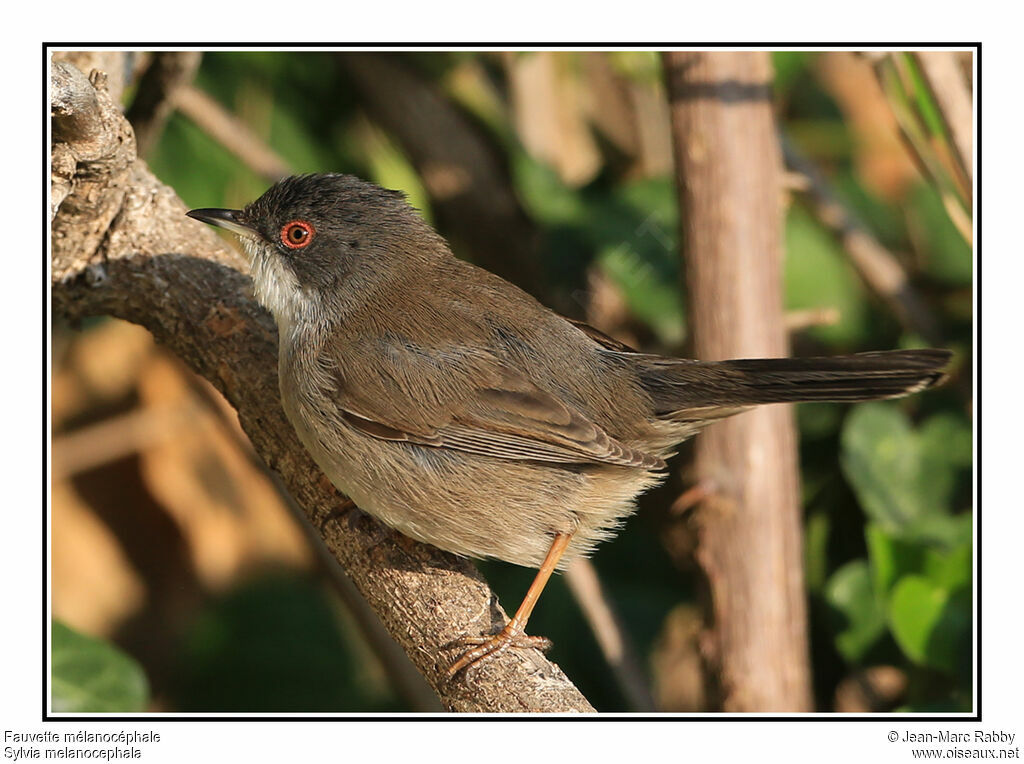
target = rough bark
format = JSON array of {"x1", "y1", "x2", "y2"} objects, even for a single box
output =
[
  {"x1": 50, "y1": 57, "x2": 593, "y2": 714},
  {"x1": 662, "y1": 51, "x2": 813, "y2": 711}
]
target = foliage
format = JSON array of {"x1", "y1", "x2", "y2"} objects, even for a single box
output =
[
  {"x1": 51, "y1": 620, "x2": 149, "y2": 713},
  {"x1": 830, "y1": 404, "x2": 972, "y2": 707},
  {"x1": 171, "y1": 574, "x2": 400, "y2": 712}
]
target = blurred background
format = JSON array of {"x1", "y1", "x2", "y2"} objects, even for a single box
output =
[{"x1": 50, "y1": 49, "x2": 973, "y2": 713}]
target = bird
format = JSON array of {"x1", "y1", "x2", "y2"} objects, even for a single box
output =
[{"x1": 187, "y1": 173, "x2": 952, "y2": 676}]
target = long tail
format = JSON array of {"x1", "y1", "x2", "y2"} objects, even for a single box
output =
[{"x1": 638, "y1": 349, "x2": 952, "y2": 416}]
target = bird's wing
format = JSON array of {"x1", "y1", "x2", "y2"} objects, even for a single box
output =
[
  {"x1": 322, "y1": 336, "x2": 663, "y2": 470},
  {"x1": 564, "y1": 318, "x2": 639, "y2": 353}
]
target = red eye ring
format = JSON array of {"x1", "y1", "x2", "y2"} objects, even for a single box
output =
[{"x1": 280, "y1": 220, "x2": 315, "y2": 250}]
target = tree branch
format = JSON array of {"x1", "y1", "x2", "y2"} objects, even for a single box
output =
[
  {"x1": 125, "y1": 52, "x2": 203, "y2": 158},
  {"x1": 564, "y1": 559, "x2": 655, "y2": 710},
  {"x1": 50, "y1": 58, "x2": 593, "y2": 714},
  {"x1": 173, "y1": 84, "x2": 292, "y2": 182},
  {"x1": 662, "y1": 51, "x2": 813, "y2": 712},
  {"x1": 781, "y1": 136, "x2": 945, "y2": 346}
]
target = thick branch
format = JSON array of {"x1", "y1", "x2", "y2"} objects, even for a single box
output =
[
  {"x1": 51, "y1": 60, "x2": 592, "y2": 714},
  {"x1": 51, "y1": 62, "x2": 135, "y2": 260},
  {"x1": 663, "y1": 51, "x2": 813, "y2": 712}
]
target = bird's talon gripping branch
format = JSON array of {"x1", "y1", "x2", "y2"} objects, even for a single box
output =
[
  {"x1": 447, "y1": 629, "x2": 552, "y2": 676},
  {"x1": 446, "y1": 532, "x2": 571, "y2": 677}
]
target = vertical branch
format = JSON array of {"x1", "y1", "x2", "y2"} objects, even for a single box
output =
[{"x1": 662, "y1": 51, "x2": 812, "y2": 711}]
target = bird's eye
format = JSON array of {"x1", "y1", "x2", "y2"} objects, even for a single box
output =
[{"x1": 280, "y1": 220, "x2": 315, "y2": 250}]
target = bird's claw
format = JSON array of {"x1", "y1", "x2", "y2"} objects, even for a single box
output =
[{"x1": 446, "y1": 628, "x2": 552, "y2": 677}]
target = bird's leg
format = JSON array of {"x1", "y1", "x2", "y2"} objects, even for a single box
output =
[
  {"x1": 447, "y1": 532, "x2": 572, "y2": 676},
  {"x1": 316, "y1": 497, "x2": 358, "y2": 534}
]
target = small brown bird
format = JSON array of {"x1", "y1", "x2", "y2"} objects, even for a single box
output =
[{"x1": 188, "y1": 174, "x2": 951, "y2": 675}]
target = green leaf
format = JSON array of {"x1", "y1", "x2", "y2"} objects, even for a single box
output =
[
  {"x1": 900, "y1": 54, "x2": 948, "y2": 140},
  {"x1": 598, "y1": 244, "x2": 685, "y2": 345},
  {"x1": 888, "y1": 576, "x2": 943, "y2": 664},
  {"x1": 888, "y1": 576, "x2": 971, "y2": 676},
  {"x1": 513, "y1": 160, "x2": 686, "y2": 345},
  {"x1": 841, "y1": 403, "x2": 925, "y2": 529},
  {"x1": 825, "y1": 560, "x2": 887, "y2": 663},
  {"x1": 174, "y1": 574, "x2": 398, "y2": 712},
  {"x1": 796, "y1": 400, "x2": 844, "y2": 440},
  {"x1": 804, "y1": 510, "x2": 830, "y2": 593},
  {"x1": 922, "y1": 529, "x2": 973, "y2": 591},
  {"x1": 771, "y1": 52, "x2": 811, "y2": 97},
  {"x1": 907, "y1": 183, "x2": 973, "y2": 283},
  {"x1": 606, "y1": 51, "x2": 662, "y2": 85},
  {"x1": 51, "y1": 621, "x2": 149, "y2": 713},
  {"x1": 832, "y1": 170, "x2": 906, "y2": 252},
  {"x1": 359, "y1": 126, "x2": 432, "y2": 224},
  {"x1": 918, "y1": 412, "x2": 973, "y2": 513},
  {"x1": 513, "y1": 152, "x2": 586, "y2": 226},
  {"x1": 866, "y1": 519, "x2": 972, "y2": 599},
  {"x1": 865, "y1": 522, "x2": 926, "y2": 599},
  {"x1": 840, "y1": 403, "x2": 971, "y2": 545},
  {"x1": 785, "y1": 204, "x2": 870, "y2": 347}
]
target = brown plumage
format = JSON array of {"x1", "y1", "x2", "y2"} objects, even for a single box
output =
[{"x1": 187, "y1": 173, "x2": 952, "y2": 673}]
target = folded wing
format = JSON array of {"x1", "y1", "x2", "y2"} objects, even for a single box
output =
[{"x1": 325, "y1": 336, "x2": 663, "y2": 470}]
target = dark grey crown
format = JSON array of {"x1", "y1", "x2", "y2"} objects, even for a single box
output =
[{"x1": 240, "y1": 173, "x2": 442, "y2": 292}]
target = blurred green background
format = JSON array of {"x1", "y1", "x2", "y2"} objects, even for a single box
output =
[{"x1": 52, "y1": 49, "x2": 973, "y2": 713}]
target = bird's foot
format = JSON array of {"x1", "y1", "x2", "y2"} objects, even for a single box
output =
[{"x1": 446, "y1": 624, "x2": 552, "y2": 677}]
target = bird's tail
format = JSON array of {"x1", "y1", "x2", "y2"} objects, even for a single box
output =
[{"x1": 637, "y1": 349, "x2": 952, "y2": 417}]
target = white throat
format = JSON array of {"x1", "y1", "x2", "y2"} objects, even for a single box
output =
[{"x1": 242, "y1": 238, "x2": 319, "y2": 336}]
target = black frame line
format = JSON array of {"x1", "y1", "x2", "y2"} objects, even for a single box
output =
[{"x1": 43, "y1": 40, "x2": 981, "y2": 723}]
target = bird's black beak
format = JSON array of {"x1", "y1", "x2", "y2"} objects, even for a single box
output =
[{"x1": 186, "y1": 208, "x2": 260, "y2": 240}]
